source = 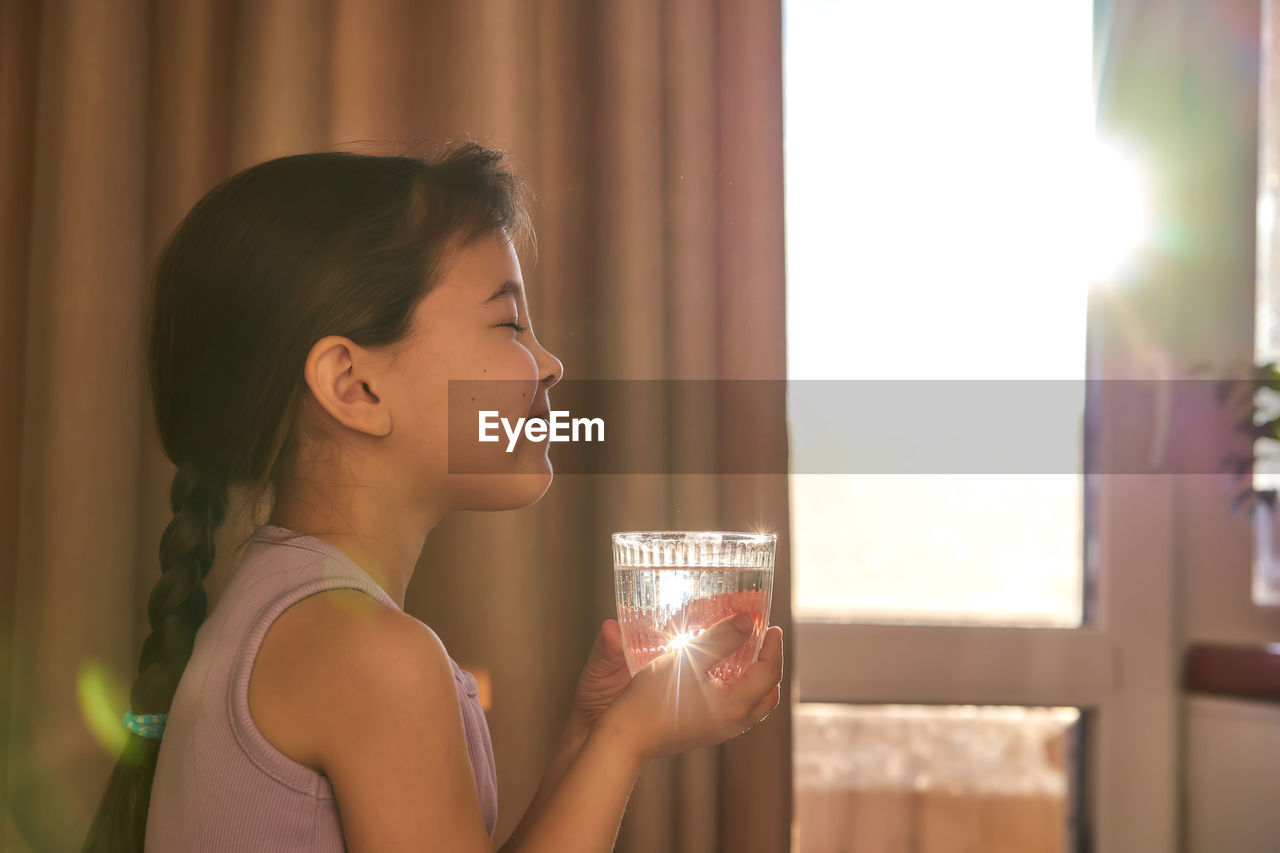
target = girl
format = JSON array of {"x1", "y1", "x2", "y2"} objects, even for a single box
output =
[{"x1": 82, "y1": 142, "x2": 785, "y2": 852}]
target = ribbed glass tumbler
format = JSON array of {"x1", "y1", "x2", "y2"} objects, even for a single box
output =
[{"x1": 612, "y1": 531, "x2": 776, "y2": 681}]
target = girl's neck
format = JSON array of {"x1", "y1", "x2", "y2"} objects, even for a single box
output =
[{"x1": 268, "y1": 497, "x2": 442, "y2": 610}]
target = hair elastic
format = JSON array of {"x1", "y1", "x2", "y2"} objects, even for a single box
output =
[{"x1": 123, "y1": 712, "x2": 167, "y2": 740}]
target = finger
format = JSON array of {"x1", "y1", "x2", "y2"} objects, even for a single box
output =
[
  {"x1": 731, "y1": 627, "x2": 783, "y2": 700},
  {"x1": 600, "y1": 620, "x2": 628, "y2": 668},
  {"x1": 585, "y1": 620, "x2": 623, "y2": 670},
  {"x1": 755, "y1": 626, "x2": 783, "y2": 673},
  {"x1": 679, "y1": 611, "x2": 755, "y2": 674},
  {"x1": 745, "y1": 683, "x2": 781, "y2": 730},
  {"x1": 601, "y1": 618, "x2": 624, "y2": 654}
]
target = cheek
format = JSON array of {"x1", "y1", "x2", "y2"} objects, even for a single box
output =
[
  {"x1": 481, "y1": 343, "x2": 541, "y2": 413},
  {"x1": 486, "y1": 339, "x2": 539, "y2": 379},
  {"x1": 438, "y1": 333, "x2": 540, "y2": 386}
]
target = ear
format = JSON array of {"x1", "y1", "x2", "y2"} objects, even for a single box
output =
[{"x1": 303, "y1": 336, "x2": 393, "y2": 438}]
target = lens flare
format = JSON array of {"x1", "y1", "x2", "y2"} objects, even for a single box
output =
[
  {"x1": 668, "y1": 630, "x2": 697, "y2": 650},
  {"x1": 76, "y1": 659, "x2": 130, "y2": 756}
]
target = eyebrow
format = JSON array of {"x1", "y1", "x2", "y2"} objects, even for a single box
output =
[{"x1": 484, "y1": 280, "x2": 524, "y2": 304}]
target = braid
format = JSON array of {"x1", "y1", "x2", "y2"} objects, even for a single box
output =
[
  {"x1": 134, "y1": 461, "x2": 228, "y2": 712},
  {"x1": 81, "y1": 461, "x2": 228, "y2": 852}
]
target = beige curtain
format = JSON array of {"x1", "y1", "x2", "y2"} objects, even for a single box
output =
[{"x1": 0, "y1": 1, "x2": 791, "y2": 851}]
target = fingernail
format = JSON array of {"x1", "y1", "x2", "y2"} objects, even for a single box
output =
[{"x1": 731, "y1": 612, "x2": 754, "y2": 632}]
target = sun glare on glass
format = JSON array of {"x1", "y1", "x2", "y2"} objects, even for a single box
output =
[{"x1": 669, "y1": 630, "x2": 697, "y2": 650}]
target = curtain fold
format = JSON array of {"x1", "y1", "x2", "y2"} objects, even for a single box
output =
[{"x1": 0, "y1": 1, "x2": 791, "y2": 850}]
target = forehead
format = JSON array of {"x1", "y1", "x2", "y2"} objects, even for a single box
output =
[{"x1": 434, "y1": 232, "x2": 522, "y2": 297}]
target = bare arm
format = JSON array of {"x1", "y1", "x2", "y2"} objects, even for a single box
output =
[
  {"x1": 307, "y1": 602, "x2": 780, "y2": 853},
  {"x1": 497, "y1": 720, "x2": 645, "y2": 853},
  {"x1": 497, "y1": 715, "x2": 591, "y2": 851},
  {"x1": 499, "y1": 618, "x2": 633, "y2": 850},
  {"x1": 498, "y1": 614, "x2": 785, "y2": 853}
]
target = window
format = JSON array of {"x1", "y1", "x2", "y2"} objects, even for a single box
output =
[
  {"x1": 785, "y1": 0, "x2": 1099, "y2": 628},
  {"x1": 784, "y1": 1, "x2": 1178, "y2": 849}
]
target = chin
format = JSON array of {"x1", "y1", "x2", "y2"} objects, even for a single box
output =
[
  {"x1": 503, "y1": 459, "x2": 554, "y2": 507},
  {"x1": 451, "y1": 460, "x2": 554, "y2": 511}
]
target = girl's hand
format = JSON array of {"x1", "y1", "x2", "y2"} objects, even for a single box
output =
[
  {"x1": 566, "y1": 619, "x2": 633, "y2": 738},
  {"x1": 596, "y1": 612, "x2": 784, "y2": 763}
]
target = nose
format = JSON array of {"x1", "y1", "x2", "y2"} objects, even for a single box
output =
[{"x1": 536, "y1": 341, "x2": 563, "y2": 388}]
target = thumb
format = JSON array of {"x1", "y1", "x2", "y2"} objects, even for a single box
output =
[
  {"x1": 589, "y1": 619, "x2": 625, "y2": 664},
  {"x1": 680, "y1": 611, "x2": 754, "y2": 674},
  {"x1": 601, "y1": 618, "x2": 623, "y2": 652}
]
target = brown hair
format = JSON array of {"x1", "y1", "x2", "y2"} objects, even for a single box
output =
[{"x1": 82, "y1": 142, "x2": 532, "y2": 851}]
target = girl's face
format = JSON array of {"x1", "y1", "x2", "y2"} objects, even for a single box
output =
[{"x1": 385, "y1": 231, "x2": 563, "y2": 512}]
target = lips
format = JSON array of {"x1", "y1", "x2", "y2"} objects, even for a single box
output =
[{"x1": 528, "y1": 402, "x2": 550, "y2": 423}]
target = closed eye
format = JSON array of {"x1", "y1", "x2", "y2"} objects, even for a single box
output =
[{"x1": 501, "y1": 321, "x2": 527, "y2": 333}]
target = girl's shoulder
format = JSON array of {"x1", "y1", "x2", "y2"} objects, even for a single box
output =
[{"x1": 250, "y1": 588, "x2": 452, "y2": 774}]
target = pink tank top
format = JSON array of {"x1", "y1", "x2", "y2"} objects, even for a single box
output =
[{"x1": 146, "y1": 523, "x2": 499, "y2": 850}]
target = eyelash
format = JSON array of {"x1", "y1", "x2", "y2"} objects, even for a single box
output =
[{"x1": 502, "y1": 321, "x2": 527, "y2": 333}]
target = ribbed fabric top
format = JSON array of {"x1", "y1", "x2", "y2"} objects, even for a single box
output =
[{"x1": 146, "y1": 524, "x2": 498, "y2": 851}]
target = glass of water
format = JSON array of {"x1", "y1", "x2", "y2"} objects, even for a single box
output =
[{"x1": 612, "y1": 530, "x2": 776, "y2": 681}]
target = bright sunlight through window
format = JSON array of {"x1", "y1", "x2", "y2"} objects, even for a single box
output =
[{"x1": 784, "y1": 0, "x2": 1148, "y2": 626}]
